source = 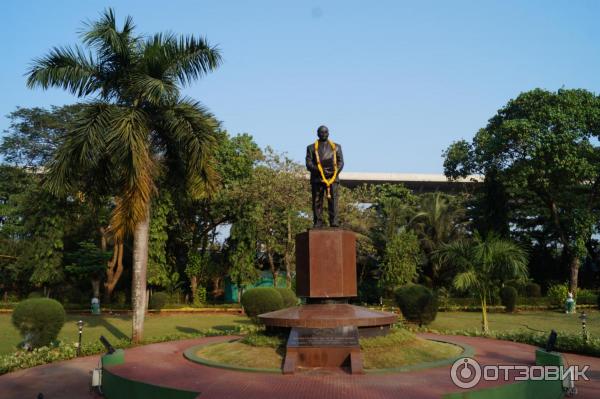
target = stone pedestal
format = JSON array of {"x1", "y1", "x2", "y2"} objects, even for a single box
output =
[
  {"x1": 283, "y1": 326, "x2": 363, "y2": 374},
  {"x1": 259, "y1": 228, "x2": 397, "y2": 374},
  {"x1": 296, "y1": 229, "x2": 357, "y2": 298}
]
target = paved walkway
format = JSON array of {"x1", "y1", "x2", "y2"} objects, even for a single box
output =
[{"x1": 0, "y1": 334, "x2": 598, "y2": 399}]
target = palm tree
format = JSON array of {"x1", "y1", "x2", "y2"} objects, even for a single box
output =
[
  {"x1": 413, "y1": 192, "x2": 467, "y2": 286},
  {"x1": 436, "y1": 232, "x2": 528, "y2": 333},
  {"x1": 26, "y1": 8, "x2": 222, "y2": 342}
]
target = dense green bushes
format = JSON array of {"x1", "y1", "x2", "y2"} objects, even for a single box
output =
[
  {"x1": 11, "y1": 299, "x2": 66, "y2": 348},
  {"x1": 500, "y1": 286, "x2": 518, "y2": 312},
  {"x1": 395, "y1": 284, "x2": 438, "y2": 326},
  {"x1": 275, "y1": 287, "x2": 298, "y2": 307},
  {"x1": 241, "y1": 287, "x2": 284, "y2": 319},
  {"x1": 525, "y1": 283, "x2": 541, "y2": 297},
  {"x1": 149, "y1": 292, "x2": 169, "y2": 310},
  {"x1": 547, "y1": 283, "x2": 569, "y2": 308}
]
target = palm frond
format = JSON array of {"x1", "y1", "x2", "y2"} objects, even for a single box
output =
[
  {"x1": 453, "y1": 270, "x2": 480, "y2": 292},
  {"x1": 43, "y1": 102, "x2": 114, "y2": 195},
  {"x1": 163, "y1": 35, "x2": 222, "y2": 86},
  {"x1": 80, "y1": 8, "x2": 138, "y2": 61},
  {"x1": 435, "y1": 239, "x2": 472, "y2": 271},
  {"x1": 161, "y1": 97, "x2": 220, "y2": 198},
  {"x1": 26, "y1": 45, "x2": 99, "y2": 97}
]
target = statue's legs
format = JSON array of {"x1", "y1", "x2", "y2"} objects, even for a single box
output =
[
  {"x1": 311, "y1": 182, "x2": 339, "y2": 227},
  {"x1": 328, "y1": 182, "x2": 339, "y2": 227},
  {"x1": 311, "y1": 182, "x2": 325, "y2": 227}
]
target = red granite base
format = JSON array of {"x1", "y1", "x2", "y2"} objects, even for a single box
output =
[{"x1": 258, "y1": 303, "x2": 397, "y2": 329}]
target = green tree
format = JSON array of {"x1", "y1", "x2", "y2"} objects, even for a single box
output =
[
  {"x1": 169, "y1": 132, "x2": 262, "y2": 300},
  {"x1": 443, "y1": 88, "x2": 600, "y2": 294},
  {"x1": 65, "y1": 240, "x2": 112, "y2": 298},
  {"x1": 437, "y1": 233, "x2": 528, "y2": 333},
  {"x1": 226, "y1": 206, "x2": 261, "y2": 301},
  {"x1": 26, "y1": 9, "x2": 222, "y2": 342},
  {"x1": 380, "y1": 230, "x2": 421, "y2": 293},
  {"x1": 1, "y1": 105, "x2": 85, "y2": 167}
]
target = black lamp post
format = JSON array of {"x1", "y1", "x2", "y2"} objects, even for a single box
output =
[
  {"x1": 77, "y1": 320, "x2": 84, "y2": 356},
  {"x1": 579, "y1": 311, "x2": 588, "y2": 343}
]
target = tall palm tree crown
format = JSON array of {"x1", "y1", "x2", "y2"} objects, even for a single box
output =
[{"x1": 26, "y1": 8, "x2": 222, "y2": 238}]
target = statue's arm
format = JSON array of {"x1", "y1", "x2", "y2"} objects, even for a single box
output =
[
  {"x1": 336, "y1": 144, "x2": 344, "y2": 172},
  {"x1": 306, "y1": 145, "x2": 317, "y2": 172}
]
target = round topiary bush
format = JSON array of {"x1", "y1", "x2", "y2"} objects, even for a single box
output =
[
  {"x1": 241, "y1": 287, "x2": 283, "y2": 320},
  {"x1": 12, "y1": 298, "x2": 66, "y2": 348},
  {"x1": 275, "y1": 287, "x2": 298, "y2": 308},
  {"x1": 394, "y1": 284, "x2": 438, "y2": 327},
  {"x1": 525, "y1": 282, "x2": 541, "y2": 298},
  {"x1": 500, "y1": 286, "x2": 518, "y2": 312},
  {"x1": 149, "y1": 292, "x2": 169, "y2": 310}
]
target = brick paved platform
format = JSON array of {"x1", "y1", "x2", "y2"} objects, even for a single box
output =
[{"x1": 0, "y1": 333, "x2": 598, "y2": 399}]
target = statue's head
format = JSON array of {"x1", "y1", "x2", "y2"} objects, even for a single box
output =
[{"x1": 317, "y1": 125, "x2": 329, "y2": 141}]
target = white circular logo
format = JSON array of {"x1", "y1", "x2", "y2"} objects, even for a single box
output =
[{"x1": 450, "y1": 357, "x2": 482, "y2": 389}]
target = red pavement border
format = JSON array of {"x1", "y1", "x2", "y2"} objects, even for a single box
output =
[{"x1": 0, "y1": 334, "x2": 598, "y2": 399}]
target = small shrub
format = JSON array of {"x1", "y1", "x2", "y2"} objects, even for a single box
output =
[
  {"x1": 275, "y1": 287, "x2": 298, "y2": 308},
  {"x1": 547, "y1": 283, "x2": 569, "y2": 308},
  {"x1": 240, "y1": 287, "x2": 283, "y2": 320},
  {"x1": 500, "y1": 286, "x2": 518, "y2": 312},
  {"x1": 504, "y1": 280, "x2": 524, "y2": 296},
  {"x1": 12, "y1": 298, "x2": 66, "y2": 348},
  {"x1": 149, "y1": 292, "x2": 169, "y2": 310},
  {"x1": 525, "y1": 283, "x2": 541, "y2": 298},
  {"x1": 394, "y1": 284, "x2": 438, "y2": 326}
]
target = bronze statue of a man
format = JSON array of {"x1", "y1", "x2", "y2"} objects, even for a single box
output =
[{"x1": 305, "y1": 125, "x2": 344, "y2": 227}]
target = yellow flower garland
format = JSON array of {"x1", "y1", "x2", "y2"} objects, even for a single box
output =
[{"x1": 314, "y1": 139, "x2": 338, "y2": 198}]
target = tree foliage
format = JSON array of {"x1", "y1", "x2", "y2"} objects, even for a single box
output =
[{"x1": 443, "y1": 88, "x2": 600, "y2": 293}]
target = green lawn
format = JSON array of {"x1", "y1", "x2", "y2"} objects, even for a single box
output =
[
  {"x1": 0, "y1": 313, "x2": 249, "y2": 355},
  {"x1": 430, "y1": 309, "x2": 600, "y2": 335},
  {"x1": 1, "y1": 310, "x2": 598, "y2": 356}
]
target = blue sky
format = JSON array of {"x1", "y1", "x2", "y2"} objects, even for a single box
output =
[{"x1": 3, "y1": 1, "x2": 600, "y2": 173}]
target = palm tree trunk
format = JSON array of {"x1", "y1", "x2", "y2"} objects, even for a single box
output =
[
  {"x1": 480, "y1": 293, "x2": 489, "y2": 334},
  {"x1": 132, "y1": 211, "x2": 150, "y2": 343}
]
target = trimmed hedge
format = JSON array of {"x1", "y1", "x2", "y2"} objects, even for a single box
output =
[
  {"x1": 394, "y1": 284, "x2": 438, "y2": 326},
  {"x1": 500, "y1": 286, "x2": 518, "y2": 312},
  {"x1": 12, "y1": 298, "x2": 66, "y2": 348},
  {"x1": 241, "y1": 287, "x2": 284, "y2": 319},
  {"x1": 149, "y1": 292, "x2": 169, "y2": 310},
  {"x1": 275, "y1": 287, "x2": 298, "y2": 308},
  {"x1": 525, "y1": 283, "x2": 541, "y2": 298}
]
